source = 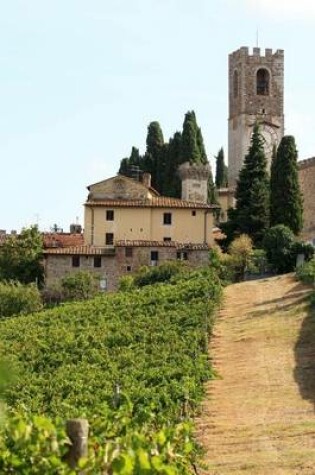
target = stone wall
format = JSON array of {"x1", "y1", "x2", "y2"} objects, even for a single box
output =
[
  {"x1": 44, "y1": 254, "x2": 118, "y2": 291},
  {"x1": 45, "y1": 246, "x2": 210, "y2": 292},
  {"x1": 298, "y1": 157, "x2": 315, "y2": 243}
]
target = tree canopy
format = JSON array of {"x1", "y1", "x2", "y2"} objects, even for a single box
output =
[
  {"x1": 118, "y1": 111, "x2": 216, "y2": 203},
  {"x1": 215, "y1": 147, "x2": 228, "y2": 188},
  {"x1": 0, "y1": 226, "x2": 44, "y2": 286},
  {"x1": 270, "y1": 135, "x2": 303, "y2": 235},
  {"x1": 223, "y1": 123, "x2": 270, "y2": 245}
]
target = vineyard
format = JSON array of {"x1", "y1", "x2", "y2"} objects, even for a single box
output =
[{"x1": 0, "y1": 267, "x2": 222, "y2": 473}]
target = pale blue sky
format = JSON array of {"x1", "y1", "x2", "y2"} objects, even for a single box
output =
[{"x1": 1, "y1": 0, "x2": 314, "y2": 231}]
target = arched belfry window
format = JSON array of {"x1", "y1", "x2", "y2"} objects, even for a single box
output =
[
  {"x1": 256, "y1": 68, "x2": 270, "y2": 95},
  {"x1": 233, "y1": 69, "x2": 239, "y2": 98}
]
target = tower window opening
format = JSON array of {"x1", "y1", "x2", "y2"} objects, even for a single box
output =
[
  {"x1": 256, "y1": 68, "x2": 270, "y2": 95},
  {"x1": 233, "y1": 70, "x2": 239, "y2": 98}
]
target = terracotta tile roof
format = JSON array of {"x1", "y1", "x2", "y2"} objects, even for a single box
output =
[
  {"x1": 44, "y1": 241, "x2": 210, "y2": 254},
  {"x1": 44, "y1": 245, "x2": 115, "y2": 256},
  {"x1": 116, "y1": 240, "x2": 210, "y2": 250},
  {"x1": 85, "y1": 197, "x2": 219, "y2": 209},
  {"x1": 43, "y1": 233, "x2": 84, "y2": 249}
]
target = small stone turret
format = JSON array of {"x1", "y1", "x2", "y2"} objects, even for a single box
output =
[{"x1": 178, "y1": 162, "x2": 211, "y2": 203}]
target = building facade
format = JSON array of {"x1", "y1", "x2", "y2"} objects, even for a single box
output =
[
  {"x1": 44, "y1": 167, "x2": 219, "y2": 290},
  {"x1": 298, "y1": 157, "x2": 315, "y2": 244},
  {"x1": 228, "y1": 47, "x2": 284, "y2": 186}
]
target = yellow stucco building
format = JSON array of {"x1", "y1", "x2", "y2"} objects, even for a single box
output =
[{"x1": 44, "y1": 165, "x2": 219, "y2": 290}]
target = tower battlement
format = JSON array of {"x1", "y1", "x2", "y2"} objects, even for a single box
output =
[{"x1": 229, "y1": 47, "x2": 284, "y2": 60}]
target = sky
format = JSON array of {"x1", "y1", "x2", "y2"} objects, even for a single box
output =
[{"x1": 1, "y1": 0, "x2": 314, "y2": 232}]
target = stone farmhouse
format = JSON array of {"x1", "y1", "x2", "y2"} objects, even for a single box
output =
[{"x1": 44, "y1": 164, "x2": 220, "y2": 291}]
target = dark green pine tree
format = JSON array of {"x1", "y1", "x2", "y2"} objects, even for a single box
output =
[
  {"x1": 181, "y1": 111, "x2": 201, "y2": 163},
  {"x1": 143, "y1": 121, "x2": 164, "y2": 190},
  {"x1": 163, "y1": 131, "x2": 183, "y2": 197},
  {"x1": 196, "y1": 126, "x2": 208, "y2": 165},
  {"x1": 233, "y1": 123, "x2": 270, "y2": 245},
  {"x1": 215, "y1": 147, "x2": 228, "y2": 188},
  {"x1": 118, "y1": 146, "x2": 141, "y2": 178},
  {"x1": 270, "y1": 136, "x2": 303, "y2": 235}
]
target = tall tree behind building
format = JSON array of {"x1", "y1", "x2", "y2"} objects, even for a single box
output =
[
  {"x1": 163, "y1": 131, "x2": 182, "y2": 197},
  {"x1": 226, "y1": 123, "x2": 270, "y2": 245},
  {"x1": 215, "y1": 147, "x2": 228, "y2": 188},
  {"x1": 143, "y1": 121, "x2": 165, "y2": 190},
  {"x1": 119, "y1": 147, "x2": 142, "y2": 178},
  {"x1": 270, "y1": 136, "x2": 303, "y2": 235},
  {"x1": 118, "y1": 111, "x2": 216, "y2": 202}
]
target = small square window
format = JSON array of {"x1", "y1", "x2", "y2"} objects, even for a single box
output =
[
  {"x1": 106, "y1": 210, "x2": 114, "y2": 221},
  {"x1": 125, "y1": 247, "x2": 133, "y2": 257},
  {"x1": 163, "y1": 237, "x2": 171, "y2": 242},
  {"x1": 151, "y1": 251, "x2": 159, "y2": 261},
  {"x1": 72, "y1": 255, "x2": 80, "y2": 267},
  {"x1": 105, "y1": 233, "x2": 114, "y2": 245},
  {"x1": 94, "y1": 256, "x2": 102, "y2": 268},
  {"x1": 126, "y1": 265, "x2": 132, "y2": 272},
  {"x1": 177, "y1": 251, "x2": 188, "y2": 261},
  {"x1": 192, "y1": 210, "x2": 196, "y2": 216},
  {"x1": 163, "y1": 213, "x2": 172, "y2": 225}
]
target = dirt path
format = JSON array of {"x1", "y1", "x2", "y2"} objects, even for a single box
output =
[{"x1": 196, "y1": 274, "x2": 315, "y2": 474}]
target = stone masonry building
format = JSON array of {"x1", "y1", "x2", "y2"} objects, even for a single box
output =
[
  {"x1": 44, "y1": 164, "x2": 219, "y2": 290},
  {"x1": 298, "y1": 157, "x2": 315, "y2": 244}
]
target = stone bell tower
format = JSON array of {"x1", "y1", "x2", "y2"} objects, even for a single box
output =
[{"x1": 228, "y1": 47, "x2": 284, "y2": 186}]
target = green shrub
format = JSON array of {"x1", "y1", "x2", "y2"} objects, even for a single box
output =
[
  {"x1": 118, "y1": 275, "x2": 135, "y2": 292},
  {"x1": 133, "y1": 261, "x2": 186, "y2": 287},
  {"x1": 0, "y1": 407, "x2": 195, "y2": 474},
  {"x1": 263, "y1": 225, "x2": 314, "y2": 274},
  {"x1": 61, "y1": 271, "x2": 99, "y2": 301},
  {"x1": 0, "y1": 282, "x2": 43, "y2": 318},
  {"x1": 296, "y1": 259, "x2": 315, "y2": 285}
]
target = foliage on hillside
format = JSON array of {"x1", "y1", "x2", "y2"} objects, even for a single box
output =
[
  {"x1": 0, "y1": 406, "x2": 196, "y2": 474},
  {"x1": 0, "y1": 267, "x2": 222, "y2": 472},
  {"x1": 263, "y1": 225, "x2": 314, "y2": 274},
  {"x1": 0, "y1": 281, "x2": 43, "y2": 318},
  {"x1": 0, "y1": 226, "x2": 44, "y2": 286},
  {"x1": 296, "y1": 258, "x2": 315, "y2": 285}
]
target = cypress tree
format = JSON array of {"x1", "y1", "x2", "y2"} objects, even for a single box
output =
[
  {"x1": 270, "y1": 135, "x2": 303, "y2": 235},
  {"x1": 118, "y1": 147, "x2": 142, "y2": 178},
  {"x1": 215, "y1": 147, "x2": 228, "y2": 188},
  {"x1": 196, "y1": 126, "x2": 208, "y2": 165},
  {"x1": 163, "y1": 131, "x2": 182, "y2": 197},
  {"x1": 181, "y1": 111, "x2": 201, "y2": 163},
  {"x1": 143, "y1": 121, "x2": 164, "y2": 190},
  {"x1": 233, "y1": 123, "x2": 270, "y2": 245}
]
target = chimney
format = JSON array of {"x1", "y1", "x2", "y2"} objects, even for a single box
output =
[{"x1": 142, "y1": 172, "x2": 151, "y2": 188}]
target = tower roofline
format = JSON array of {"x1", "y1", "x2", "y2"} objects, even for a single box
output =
[{"x1": 229, "y1": 47, "x2": 284, "y2": 59}]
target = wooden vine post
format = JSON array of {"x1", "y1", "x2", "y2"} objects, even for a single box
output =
[{"x1": 65, "y1": 419, "x2": 89, "y2": 469}]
